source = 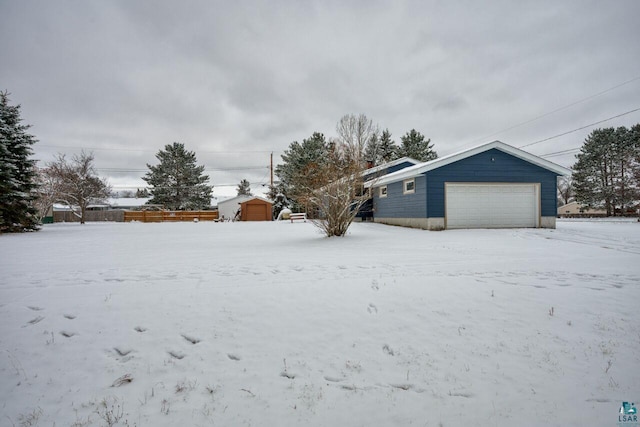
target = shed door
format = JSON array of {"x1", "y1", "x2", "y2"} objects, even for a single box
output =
[
  {"x1": 445, "y1": 183, "x2": 539, "y2": 229},
  {"x1": 245, "y1": 204, "x2": 267, "y2": 221}
]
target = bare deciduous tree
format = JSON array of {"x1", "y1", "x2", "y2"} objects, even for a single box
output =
[
  {"x1": 46, "y1": 151, "x2": 111, "y2": 224},
  {"x1": 297, "y1": 115, "x2": 379, "y2": 237},
  {"x1": 557, "y1": 176, "x2": 573, "y2": 206},
  {"x1": 31, "y1": 167, "x2": 63, "y2": 222},
  {"x1": 335, "y1": 114, "x2": 378, "y2": 167},
  {"x1": 304, "y1": 142, "x2": 370, "y2": 237}
]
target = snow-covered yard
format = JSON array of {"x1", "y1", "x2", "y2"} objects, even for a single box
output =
[{"x1": 1, "y1": 219, "x2": 639, "y2": 426}]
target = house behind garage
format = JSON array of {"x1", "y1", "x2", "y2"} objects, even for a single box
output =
[
  {"x1": 365, "y1": 140, "x2": 571, "y2": 230},
  {"x1": 356, "y1": 157, "x2": 421, "y2": 221}
]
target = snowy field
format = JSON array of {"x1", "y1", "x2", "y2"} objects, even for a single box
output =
[{"x1": 1, "y1": 219, "x2": 639, "y2": 427}]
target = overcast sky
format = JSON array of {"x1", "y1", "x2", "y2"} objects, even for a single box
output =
[{"x1": 2, "y1": 1, "x2": 639, "y2": 197}]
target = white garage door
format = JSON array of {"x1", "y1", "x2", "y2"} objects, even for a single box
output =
[{"x1": 446, "y1": 183, "x2": 539, "y2": 229}]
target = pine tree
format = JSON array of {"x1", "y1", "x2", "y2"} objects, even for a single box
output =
[
  {"x1": 397, "y1": 129, "x2": 437, "y2": 162},
  {"x1": 630, "y1": 124, "x2": 640, "y2": 194},
  {"x1": 611, "y1": 126, "x2": 637, "y2": 213},
  {"x1": 364, "y1": 133, "x2": 380, "y2": 166},
  {"x1": 274, "y1": 132, "x2": 329, "y2": 206},
  {"x1": 135, "y1": 188, "x2": 150, "y2": 198},
  {"x1": 0, "y1": 91, "x2": 39, "y2": 232},
  {"x1": 267, "y1": 182, "x2": 289, "y2": 219},
  {"x1": 572, "y1": 128, "x2": 618, "y2": 215},
  {"x1": 143, "y1": 142, "x2": 212, "y2": 210},
  {"x1": 378, "y1": 129, "x2": 398, "y2": 163},
  {"x1": 236, "y1": 179, "x2": 252, "y2": 196}
]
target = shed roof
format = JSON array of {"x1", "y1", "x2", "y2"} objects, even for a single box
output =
[
  {"x1": 365, "y1": 140, "x2": 572, "y2": 187},
  {"x1": 240, "y1": 196, "x2": 273, "y2": 205}
]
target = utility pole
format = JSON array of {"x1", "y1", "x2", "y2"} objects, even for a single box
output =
[{"x1": 270, "y1": 152, "x2": 274, "y2": 188}]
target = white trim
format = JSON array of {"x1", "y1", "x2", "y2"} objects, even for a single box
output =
[
  {"x1": 363, "y1": 157, "x2": 421, "y2": 179},
  {"x1": 365, "y1": 140, "x2": 572, "y2": 188},
  {"x1": 403, "y1": 178, "x2": 415, "y2": 195}
]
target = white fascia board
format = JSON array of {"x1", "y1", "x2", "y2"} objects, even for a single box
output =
[
  {"x1": 365, "y1": 141, "x2": 572, "y2": 188},
  {"x1": 362, "y1": 157, "x2": 421, "y2": 180}
]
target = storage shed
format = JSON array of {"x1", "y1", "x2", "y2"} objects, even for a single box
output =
[
  {"x1": 365, "y1": 141, "x2": 571, "y2": 230},
  {"x1": 217, "y1": 195, "x2": 254, "y2": 221},
  {"x1": 239, "y1": 197, "x2": 273, "y2": 221}
]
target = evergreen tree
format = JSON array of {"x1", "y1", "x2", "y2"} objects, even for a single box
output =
[
  {"x1": 274, "y1": 132, "x2": 329, "y2": 207},
  {"x1": 572, "y1": 128, "x2": 618, "y2": 215},
  {"x1": 236, "y1": 179, "x2": 252, "y2": 196},
  {"x1": 135, "y1": 188, "x2": 150, "y2": 198},
  {"x1": 630, "y1": 124, "x2": 640, "y2": 193},
  {"x1": 364, "y1": 133, "x2": 380, "y2": 166},
  {"x1": 378, "y1": 129, "x2": 398, "y2": 163},
  {"x1": 0, "y1": 92, "x2": 39, "y2": 232},
  {"x1": 267, "y1": 181, "x2": 289, "y2": 219},
  {"x1": 267, "y1": 182, "x2": 292, "y2": 218},
  {"x1": 143, "y1": 142, "x2": 212, "y2": 210},
  {"x1": 611, "y1": 126, "x2": 637, "y2": 213},
  {"x1": 397, "y1": 129, "x2": 437, "y2": 162}
]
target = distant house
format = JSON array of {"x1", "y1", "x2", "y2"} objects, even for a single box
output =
[
  {"x1": 365, "y1": 140, "x2": 571, "y2": 230},
  {"x1": 86, "y1": 198, "x2": 152, "y2": 211},
  {"x1": 557, "y1": 202, "x2": 607, "y2": 217}
]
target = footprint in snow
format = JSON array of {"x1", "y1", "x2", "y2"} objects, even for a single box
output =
[
  {"x1": 382, "y1": 344, "x2": 394, "y2": 356},
  {"x1": 390, "y1": 383, "x2": 413, "y2": 391},
  {"x1": 134, "y1": 326, "x2": 147, "y2": 333},
  {"x1": 280, "y1": 371, "x2": 296, "y2": 379},
  {"x1": 114, "y1": 347, "x2": 133, "y2": 357},
  {"x1": 27, "y1": 306, "x2": 44, "y2": 311},
  {"x1": 367, "y1": 303, "x2": 378, "y2": 314},
  {"x1": 168, "y1": 350, "x2": 185, "y2": 360},
  {"x1": 181, "y1": 334, "x2": 201, "y2": 344},
  {"x1": 227, "y1": 353, "x2": 241, "y2": 361},
  {"x1": 24, "y1": 316, "x2": 45, "y2": 326},
  {"x1": 60, "y1": 331, "x2": 76, "y2": 338},
  {"x1": 63, "y1": 314, "x2": 76, "y2": 320},
  {"x1": 449, "y1": 391, "x2": 474, "y2": 398}
]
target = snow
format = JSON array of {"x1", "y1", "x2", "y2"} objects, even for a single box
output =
[{"x1": 1, "y1": 219, "x2": 639, "y2": 426}]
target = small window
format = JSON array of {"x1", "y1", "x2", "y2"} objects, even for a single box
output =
[
  {"x1": 379, "y1": 186, "x2": 388, "y2": 198},
  {"x1": 403, "y1": 178, "x2": 415, "y2": 195}
]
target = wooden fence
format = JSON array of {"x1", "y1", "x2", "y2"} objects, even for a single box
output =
[
  {"x1": 54, "y1": 210, "x2": 125, "y2": 223},
  {"x1": 123, "y1": 210, "x2": 218, "y2": 223}
]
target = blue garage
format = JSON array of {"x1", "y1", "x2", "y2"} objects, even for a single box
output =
[{"x1": 365, "y1": 141, "x2": 571, "y2": 230}]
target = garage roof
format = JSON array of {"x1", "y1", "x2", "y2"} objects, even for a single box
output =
[{"x1": 365, "y1": 140, "x2": 572, "y2": 188}]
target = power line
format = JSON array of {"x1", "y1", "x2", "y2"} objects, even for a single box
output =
[
  {"x1": 110, "y1": 182, "x2": 268, "y2": 189},
  {"x1": 35, "y1": 144, "x2": 275, "y2": 154},
  {"x1": 518, "y1": 106, "x2": 640, "y2": 149},
  {"x1": 96, "y1": 166, "x2": 268, "y2": 173},
  {"x1": 539, "y1": 147, "x2": 580, "y2": 158},
  {"x1": 466, "y1": 75, "x2": 640, "y2": 145}
]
